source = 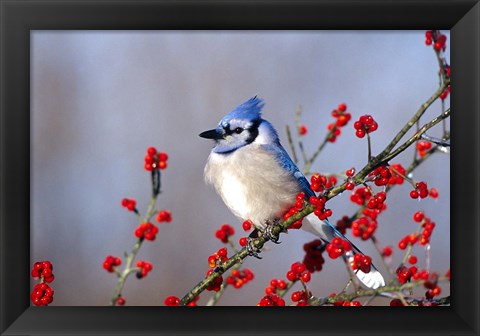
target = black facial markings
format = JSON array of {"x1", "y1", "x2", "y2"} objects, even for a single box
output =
[
  {"x1": 222, "y1": 119, "x2": 261, "y2": 144},
  {"x1": 245, "y1": 119, "x2": 261, "y2": 144}
]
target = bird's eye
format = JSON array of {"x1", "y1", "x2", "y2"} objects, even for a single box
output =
[{"x1": 234, "y1": 127, "x2": 244, "y2": 134}]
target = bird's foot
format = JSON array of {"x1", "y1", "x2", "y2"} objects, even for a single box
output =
[
  {"x1": 264, "y1": 219, "x2": 282, "y2": 244},
  {"x1": 245, "y1": 237, "x2": 262, "y2": 259}
]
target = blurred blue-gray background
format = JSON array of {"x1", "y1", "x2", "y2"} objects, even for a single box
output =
[{"x1": 31, "y1": 31, "x2": 450, "y2": 305}]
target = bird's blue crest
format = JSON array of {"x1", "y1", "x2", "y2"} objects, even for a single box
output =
[{"x1": 219, "y1": 96, "x2": 264, "y2": 126}]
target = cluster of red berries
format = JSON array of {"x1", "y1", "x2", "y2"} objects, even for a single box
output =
[
  {"x1": 396, "y1": 265, "x2": 440, "y2": 295},
  {"x1": 425, "y1": 30, "x2": 447, "y2": 51},
  {"x1": 398, "y1": 233, "x2": 420, "y2": 250},
  {"x1": 31, "y1": 283, "x2": 54, "y2": 306},
  {"x1": 335, "y1": 216, "x2": 350, "y2": 235},
  {"x1": 134, "y1": 222, "x2": 159, "y2": 241},
  {"x1": 164, "y1": 295, "x2": 180, "y2": 306},
  {"x1": 398, "y1": 211, "x2": 436, "y2": 247},
  {"x1": 103, "y1": 255, "x2": 122, "y2": 272},
  {"x1": 350, "y1": 186, "x2": 372, "y2": 206},
  {"x1": 215, "y1": 224, "x2": 235, "y2": 243},
  {"x1": 326, "y1": 123, "x2": 342, "y2": 143},
  {"x1": 136, "y1": 260, "x2": 153, "y2": 278},
  {"x1": 310, "y1": 173, "x2": 337, "y2": 193},
  {"x1": 302, "y1": 239, "x2": 325, "y2": 273},
  {"x1": 396, "y1": 265, "x2": 416, "y2": 284},
  {"x1": 366, "y1": 191, "x2": 387, "y2": 210},
  {"x1": 282, "y1": 192, "x2": 306, "y2": 229},
  {"x1": 409, "y1": 181, "x2": 429, "y2": 199},
  {"x1": 368, "y1": 165, "x2": 392, "y2": 186},
  {"x1": 351, "y1": 216, "x2": 377, "y2": 240},
  {"x1": 388, "y1": 163, "x2": 406, "y2": 185},
  {"x1": 350, "y1": 254, "x2": 372, "y2": 273},
  {"x1": 345, "y1": 168, "x2": 355, "y2": 190},
  {"x1": 361, "y1": 205, "x2": 385, "y2": 221},
  {"x1": 333, "y1": 300, "x2": 362, "y2": 306},
  {"x1": 419, "y1": 215, "x2": 436, "y2": 246},
  {"x1": 326, "y1": 237, "x2": 352, "y2": 259},
  {"x1": 205, "y1": 269, "x2": 223, "y2": 292},
  {"x1": 354, "y1": 115, "x2": 378, "y2": 138},
  {"x1": 416, "y1": 140, "x2": 432, "y2": 157},
  {"x1": 309, "y1": 195, "x2": 333, "y2": 221},
  {"x1": 31, "y1": 260, "x2": 55, "y2": 306},
  {"x1": 144, "y1": 147, "x2": 168, "y2": 171},
  {"x1": 298, "y1": 124, "x2": 308, "y2": 136},
  {"x1": 257, "y1": 294, "x2": 286, "y2": 306},
  {"x1": 31, "y1": 260, "x2": 55, "y2": 283},
  {"x1": 264, "y1": 278, "x2": 287, "y2": 295},
  {"x1": 291, "y1": 290, "x2": 310, "y2": 306},
  {"x1": 286, "y1": 262, "x2": 312, "y2": 283},
  {"x1": 327, "y1": 103, "x2": 352, "y2": 142},
  {"x1": 156, "y1": 210, "x2": 172, "y2": 223},
  {"x1": 225, "y1": 268, "x2": 254, "y2": 289},
  {"x1": 121, "y1": 198, "x2": 137, "y2": 212},
  {"x1": 208, "y1": 247, "x2": 228, "y2": 268}
]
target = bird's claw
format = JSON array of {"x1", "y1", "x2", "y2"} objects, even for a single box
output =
[
  {"x1": 245, "y1": 237, "x2": 262, "y2": 259},
  {"x1": 264, "y1": 219, "x2": 281, "y2": 244}
]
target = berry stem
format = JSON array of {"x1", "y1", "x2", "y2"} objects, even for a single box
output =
[
  {"x1": 302, "y1": 126, "x2": 337, "y2": 175},
  {"x1": 366, "y1": 132, "x2": 372, "y2": 161},
  {"x1": 285, "y1": 125, "x2": 299, "y2": 165},
  {"x1": 370, "y1": 235, "x2": 392, "y2": 276},
  {"x1": 399, "y1": 225, "x2": 424, "y2": 268},
  {"x1": 381, "y1": 108, "x2": 450, "y2": 164},
  {"x1": 294, "y1": 105, "x2": 309, "y2": 165},
  {"x1": 109, "y1": 171, "x2": 162, "y2": 306},
  {"x1": 309, "y1": 277, "x2": 449, "y2": 306}
]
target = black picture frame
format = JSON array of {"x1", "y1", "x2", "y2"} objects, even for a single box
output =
[{"x1": 1, "y1": 0, "x2": 478, "y2": 335}]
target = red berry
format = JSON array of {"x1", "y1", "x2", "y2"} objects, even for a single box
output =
[
  {"x1": 299, "y1": 125, "x2": 308, "y2": 136},
  {"x1": 242, "y1": 220, "x2": 253, "y2": 231},
  {"x1": 164, "y1": 296, "x2": 180, "y2": 306},
  {"x1": 158, "y1": 152, "x2": 168, "y2": 161},
  {"x1": 429, "y1": 188, "x2": 439, "y2": 199},
  {"x1": 147, "y1": 147, "x2": 157, "y2": 156},
  {"x1": 157, "y1": 210, "x2": 172, "y2": 223},
  {"x1": 383, "y1": 246, "x2": 393, "y2": 257},
  {"x1": 239, "y1": 237, "x2": 247, "y2": 247},
  {"x1": 410, "y1": 190, "x2": 419, "y2": 199},
  {"x1": 117, "y1": 297, "x2": 126, "y2": 305},
  {"x1": 413, "y1": 211, "x2": 424, "y2": 222}
]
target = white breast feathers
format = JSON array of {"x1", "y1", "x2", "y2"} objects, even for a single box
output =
[{"x1": 204, "y1": 144, "x2": 302, "y2": 230}]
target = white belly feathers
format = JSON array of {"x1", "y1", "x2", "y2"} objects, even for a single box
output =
[{"x1": 204, "y1": 144, "x2": 302, "y2": 230}]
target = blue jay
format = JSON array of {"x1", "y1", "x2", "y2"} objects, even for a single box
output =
[{"x1": 199, "y1": 97, "x2": 385, "y2": 289}]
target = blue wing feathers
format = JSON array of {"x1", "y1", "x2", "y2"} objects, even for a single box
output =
[{"x1": 261, "y1": 143, "x2": 315, "y2": 198}]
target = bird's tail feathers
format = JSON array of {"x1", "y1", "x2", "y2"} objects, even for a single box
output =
[{"x1": 303, "y1": 213, "x2": 385, "y2": 289}]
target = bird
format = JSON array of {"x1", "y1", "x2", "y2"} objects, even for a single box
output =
[{"x1": 199, "y1": 96, "x2": 385, "y2": 289}]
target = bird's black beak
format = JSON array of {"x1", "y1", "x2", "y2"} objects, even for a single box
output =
[{"x1": 199, "y1": 129, "x2": 224, "y2": 140}]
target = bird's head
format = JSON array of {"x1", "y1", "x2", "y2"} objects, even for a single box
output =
[{"x1": 199, "y1": 96, "x2": 279, "y2": 154}]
